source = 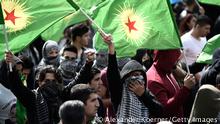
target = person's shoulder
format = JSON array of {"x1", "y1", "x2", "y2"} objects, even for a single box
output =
[{"x1": 181, "y1": 32, "x2": 192, "y2": 41}]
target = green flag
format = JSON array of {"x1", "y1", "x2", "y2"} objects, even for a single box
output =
[
  {"x1": 197, "y1": 34, "x2": 220, "y2": 64},
  {"x1": 0, "y1": 0, "x2": 78, "y2": 59},
  {"x1": 93, "y1": 0, "x2": 181, "y2": 58},
  {"x1": 198, "y1": 0, "x2": 220, "y2": 6},
  {"x1": 41, "y1": 0, "x2": 105, "y2": 41},
  {"x1": 41, "y1": 11, "x2": 87, "y2": 41}
]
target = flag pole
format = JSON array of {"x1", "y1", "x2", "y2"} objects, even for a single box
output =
[
  {"x1": 182, "y1": 49, "x2": 191, "y2": 74},
  {"x1": 66, "y1": 0, "x2": 108, "y2": 36},
  {"x1": 195, "y1": 0, "x2": 201, "y2": 7},
  {"x1": 2, "y1": 25, "x2": 13, "y2": 72},
  {"x1": 79, "y1": 8, "x2": 108, "y2": 36},
  {"x1": 0, "y1": 4, "x2": 12, "y2": 72}
]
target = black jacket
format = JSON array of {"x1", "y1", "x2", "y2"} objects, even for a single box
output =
[{"x1": 0, "y1": 60, "x2": 94, "y2": 124}]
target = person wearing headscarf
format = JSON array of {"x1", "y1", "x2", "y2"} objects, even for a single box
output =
[
  {"x1": 0, "y1": 83, "x2": 16, "y2": 124},
  {"x1": 102, "y1": 34, "x2": 162, "y2": 124},
  {"x1": 188, "y1": 84, "x2": 220, "y2": 124},
  {"x1": 37, "y1": 40, "x2": 60, "y2": 70}
]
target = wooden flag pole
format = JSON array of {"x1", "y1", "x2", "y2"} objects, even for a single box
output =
[
  {"x1": 79, "y1": 8, "x2": 108, "y2": 36},
  {"x1": 195, "y1": 0, "x2": 201, "y2": 7},
  {"x1": 66, "y1": 0, "x2": 108, "y2": 36},
  {"x1": 2, "y1": 25, "x2": 12, "y2": 72},
  {"x1": 0, "y1": 4, "x2": 12, "y2": 72},
  {"x1": 182, "y1": 49, "x2": 191, "y2": 74}
]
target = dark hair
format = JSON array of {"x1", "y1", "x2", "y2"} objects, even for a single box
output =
[
  {"x1": 38, "y1": 66, "x2": 63, "y2": 84},
  {"x1": 63, "y1": 24, "x2": 74, "y2": 37},
  {"x1": 88, "y1": 67, "x2": 101, "y2": 84},
  {"x1": 70, "y1": 23, "x2": 89, "y2": 41},
  {"x1": 62, "y1": 45, "x2": 78, "y2": 56},
  {"x1": 179, "y1": 14, "x2": 197, "y2": 35},
  {"x1": 18, "y1": 55, "x2": 34, "y2": 69},
  {"x1": 59, "y1": 100, "x2": 85, "y2": 124},
  {"x1": 183, "y1": 0, "x2": 195, "y2": 5},
  {"x1": 70, "y1": 84, "x2": 97, "y2": 104},
  {"x1": 195, "y1": 15, "x2": 212, "y2": 27}
]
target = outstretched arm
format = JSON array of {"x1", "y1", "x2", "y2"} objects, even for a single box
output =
[
  {"x1": 101, "y1": 34, "x2": 123, "y2": 111},
  {"x1": 4, "y1": 52, "x2": 35, "y2": 108}
]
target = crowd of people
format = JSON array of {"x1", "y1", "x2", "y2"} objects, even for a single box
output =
[{"x1": 0, "y1": 0, "x2": 220, "y2": 124}]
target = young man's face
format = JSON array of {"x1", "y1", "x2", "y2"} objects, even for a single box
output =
[
  {"x1": 39, "y1": 73, "x2": 55, "y2": 87},
  {"x1": 80, "y1": 31, "x2": 91, "y2": 47},
  {"x1": 84, "y1": 93, "x2": 100, "y2": 118},
  {"x1": 89, "y1": 73, "x2": 102, "y2": 91},
  {"x1": 197, "y1": 24, "x2": 211, "y2": 37},
  {"x1": 63, "y1": 51, "x2": 77, "y2": 60}
]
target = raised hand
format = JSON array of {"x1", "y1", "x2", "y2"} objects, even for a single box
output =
[
  {"x1": 128, "y1": 81, "x2": 145, "y2": 96},
  {"x1": 4, "y1": 51, "x2": 15, "y2": 65},
  {"x1": 84, "y1": 49, "x2": 96, "y2": 63},
  {"x1": 100, "y1": 32, "x2": 113, "y2": 45},
  {"x1": 99, "y1": 32, "x2": 115, "y2": 55}
]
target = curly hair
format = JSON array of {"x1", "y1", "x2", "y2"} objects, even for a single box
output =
[{"x1": 37, "y1": 65, "x2": 63, "y2": 84}]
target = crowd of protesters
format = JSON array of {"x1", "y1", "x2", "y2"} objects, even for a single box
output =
[{"x1": 0, "y1": 0, "x2": 220, "y2": 124}]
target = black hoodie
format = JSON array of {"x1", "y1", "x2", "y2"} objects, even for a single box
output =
[{"x1": 200, "y1": 48, "x2": 220, "y2": 86}]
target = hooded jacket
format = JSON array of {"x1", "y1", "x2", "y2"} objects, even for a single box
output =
[
  {"x1": 147, "y1": 49, "x2": 190, "y2": 120},
  {"x1": 188, "y1": 84, "x2": 220, "y2": 124},
  {"x1": 38, "y1": 40, "x2": 60, "y2": 69},
  {"x1": 107, "y1": 53, "x2": 162, "y2": 123}
]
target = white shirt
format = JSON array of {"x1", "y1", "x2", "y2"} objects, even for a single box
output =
[{"x1": 181, "y1": 31, "x2": 207, "y2": 65}]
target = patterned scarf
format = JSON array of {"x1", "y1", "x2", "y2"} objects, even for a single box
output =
[
  {"x1": 33, "y1": 89, "x2": 49, "y2": 124},
  {"x1": 117, "y1": 78, "x2": 149, "y2": 124}
]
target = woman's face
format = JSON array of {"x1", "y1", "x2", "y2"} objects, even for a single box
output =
[{"x1": 97, "y1": 84, "x2": 107, "y2": 98}]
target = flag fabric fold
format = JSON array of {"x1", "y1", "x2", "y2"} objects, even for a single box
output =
[
  {"x1": 198, "y1": 0, "x2": 220, "y2": 6},
  {"x1": 0, "y1": 0, "x2": 78, "y2": 59},
  {"x1": 93, "y1": 0, "x2": 181, "y2": 58},
  {"x1": 197, "y1": 34, "x2": 220, "y2": 64},
  {"x1": 41, "y1": 0, "x2": 105, "y2": 42}
]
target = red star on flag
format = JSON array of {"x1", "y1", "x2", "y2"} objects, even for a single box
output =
[
  {"x1": 125, "y1": 17, "x2": 137, "y2": 33},
  {"x1": 4, "y1": 9, "x2": 20, "y2": 25}
]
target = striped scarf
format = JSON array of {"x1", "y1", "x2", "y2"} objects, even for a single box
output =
[
  {"x1": 117, "y1": 79, "x2": 149, "y2": 124},
  {"x1": 33, "y1": 89, "x2": 49, "y2": 124}
]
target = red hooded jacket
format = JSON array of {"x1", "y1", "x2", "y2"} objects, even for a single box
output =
[{"x1": 147, "y1": 49, "x2": 190, "y2": 122}]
